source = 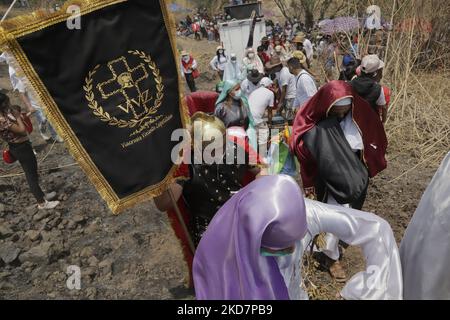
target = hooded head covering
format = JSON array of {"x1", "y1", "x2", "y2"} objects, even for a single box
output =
[
  {"x1": 215, "y1": 80, "x2": 238, "y2": 106},
  {"x1": 193, "y1": 175, "x2": 307, "y2": 300},
  {"x1": 243, "y1": 48, "x2": 264, "y2": 74},
  {"x1": 290, "y1": 80, "x2": 388, "y2": 186},
  {"x1": 223, "y1": 53, "x2": 242, "y2": 82}
]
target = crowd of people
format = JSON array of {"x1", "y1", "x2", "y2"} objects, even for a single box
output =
[
  {"x1": 1, "y1": 4, "x2": 447, "y2": 301},
  {"x1": 161, "y1": 10, "x2": 450, "y2": 300}
]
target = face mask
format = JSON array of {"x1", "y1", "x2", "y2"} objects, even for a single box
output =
[
  {"x1": 260, "y1": 247, "x2": 293, "y2": 257},
  {"x1": 218, "y1": 50, "x2": 224, "y2": 55},
  {"x1": 231, "y1": 58, "x2": 237, "y2": 63},
  {"x1": 232, "y1": 90, "x2": 242, "y2": 100},
  {"x1": 182, "y1": 56, "x2": 190, "y2": 62},
  {"x1": 248, "y1": 53, "x2": 255, "y2": 59}
]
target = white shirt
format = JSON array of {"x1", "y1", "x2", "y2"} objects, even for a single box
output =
[
  {"x1": 294, "y1": 70, "x2": 317, "y2": 108},
  {"x1": 240, "y1": 78, "x2": 261, "y2": 98},
  {"x1": 180, "y1": 58, "x2": 198, "y2": 74},
  {"x1": 303, "y1": 38, "x2": 314, "y2": 60},
  {"x1": 248, "y1": 87, "x2": 274, "y2": 125},
  {"x1": 276, "y1": 67, "x2": 296, "y2": 100},
  {"x1": 340, "y1": 112, "x2": 363, "y2": 152},
  {"x1": 210, "y1": 55, "x2": 228, "y2": 71}
]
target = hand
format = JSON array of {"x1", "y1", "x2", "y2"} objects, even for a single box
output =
[{"x1": 304, "y1": 187, "x2": 317, "y2": 200}]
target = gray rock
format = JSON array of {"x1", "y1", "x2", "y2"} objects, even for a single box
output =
[
  {"x1": 25, "y1": 205, "x2": 38, "y2": 216},
  {"x1": 0, "y1": 243, "x2": 21, "y2": 264},
  {"x1": 85, "y1": 222, "x2": 99, "y2": 234},
  {"x1": 67, "y1": 220, "x2": 77, "y2": 230},
  {"x1": 41, "y1": 230, "x2": 62, "y2": 242},
  {"x1": 0, "y1": 203, "x2": 5, "y2": 213},
  {"x1": 25, "y1": 230, "x2": 41, "y2": 242},
  {"x1": 0, "y1": 224, "x2": 14, "y2": 239},
  {"x1": 19, "y1": 242, "x2": 54, "y2": 264},
  {"x1": 10, "y1": 233, "x2": 20, "y2": 242},
  {"x1": 80, "y1": 246, "x2": 94, "y2": 258},
  {"x1": 87, "y1": 256, "x2": 99, "y2": 267},
  {"x1": 0, "y1": 271, "x2": 12, "y2": 280},
  {"x1": 98, "y1": 259, "x2": 113, "y2": 275},
  {"x1": 33, "y1": 210, "x2": 51, "y2": 222},
  {"x1": 86, "y1": 287, "x2": 97, "y2": 300},
  {"x1": 72, "y1": 214, "x2": 86, "y2": 224}
]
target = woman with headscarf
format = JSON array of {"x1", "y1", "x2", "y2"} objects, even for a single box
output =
[
  {"x1": 215, "y1": 80, "x2": 259, "y2": 152},
  {"x1": 214, "y1": 80, "x2": 250, "y2": 130},
  {"x1": 242, "y1": 47, "x2": 264, "y2": 75},
  {"x1": 210, "y1": 46, "x2": 228, "y2": 80},
  {"x1": 223, "y1": 53, "x2": 243, "y2": 82},
  {"x1": 193, "y1": 175, "x2": 403, "y2": 300},
  {"x1": 290, "y1": 80, "x2": 388, "y2": 281}
]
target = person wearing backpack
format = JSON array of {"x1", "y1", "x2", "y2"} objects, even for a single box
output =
[
  {"x1": 0, "y1": 93, "x2": 59, "y2": 210},
  {"x1": 287, "y1": 52, "x2": 317, "y2": 114}
]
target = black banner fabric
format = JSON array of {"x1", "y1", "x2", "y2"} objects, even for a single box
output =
[{"x1": 0, "y1": 0, "x2": 186, "y2": 213}]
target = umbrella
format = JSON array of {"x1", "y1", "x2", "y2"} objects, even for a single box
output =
[{"x1": 319, "y1": 17, "x2": 360, "y2": 35}]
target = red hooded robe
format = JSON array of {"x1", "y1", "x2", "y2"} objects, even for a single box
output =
[{"x1": 290, "y1": 80, "x2": 388, "y2": 196}]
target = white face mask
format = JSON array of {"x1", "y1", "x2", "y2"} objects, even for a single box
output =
[
  {"x1": 248, "y1": 53, "x2": 255, "y2": 59},
  {"x1": 182, "y1": 56, "x2": 190, "y2": 62}
]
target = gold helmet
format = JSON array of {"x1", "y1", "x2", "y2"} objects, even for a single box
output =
[{"x1": 190, "y1": 112, "x2": 226, "y2": 149}]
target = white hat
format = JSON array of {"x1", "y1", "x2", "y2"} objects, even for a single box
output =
[
  {"x1": 259, "y1": 77, "x2": 273, "y2": 88},
  {"x1": 334, "y1": 97, "x2": 353, "y2": 106},
  {"x1": 361, "y1": 54, "x2": 385, "y2": 74}
]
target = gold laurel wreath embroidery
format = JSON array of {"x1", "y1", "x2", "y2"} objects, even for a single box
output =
[{"x1": 84, "y1": 50, "x2": 164, "y2": 129}]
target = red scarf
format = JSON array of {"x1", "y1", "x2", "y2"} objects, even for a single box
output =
[
  {"x1": 290, "y1": 80, "x2": 388, "y2": 190},
  {"x1": 182, "y1": 55, "x2": 194, "y2": 70}
]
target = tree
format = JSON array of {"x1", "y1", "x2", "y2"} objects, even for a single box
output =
[{"x1": 273, "y1": 0, "x2": 348, "y2": 29}]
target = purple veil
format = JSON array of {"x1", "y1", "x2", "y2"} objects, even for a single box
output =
[{"x1": 193, "y1": 175, "x2": 307, "y2": 300}]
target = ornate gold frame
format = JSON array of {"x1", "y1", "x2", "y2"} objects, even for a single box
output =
[{"x1": 0, "y1": 0, "x2": 189, "y2": 214}]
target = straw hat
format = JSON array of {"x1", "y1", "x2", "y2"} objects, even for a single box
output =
[
  {"x1": 180, "y1": 50, "x2": 189, "y2": 57},
  {"x1": 292, "y1": 51, "x2": 307, "y2": 65},
  {"x1": 265, "y1": 56, "x2": 283, "y2": 69},
  {"x1": 292, "y1": 32, "x2": 306, "y2": 43}
]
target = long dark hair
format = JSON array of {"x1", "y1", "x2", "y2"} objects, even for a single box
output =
[{"x1": 217, "y1": 49, "x2": 226, "y2": 62}]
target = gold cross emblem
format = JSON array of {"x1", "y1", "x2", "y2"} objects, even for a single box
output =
[{"x1": 97, "y1": 56, "x2": 149, "y2": 119}]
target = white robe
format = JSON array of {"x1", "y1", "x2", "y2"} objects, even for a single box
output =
[
  {"x1": 277, "y1": 199, "x2": 403, "y2": 300},
  {"x1": 400, "y1": 152, "x2": 450, "y2": 300}
]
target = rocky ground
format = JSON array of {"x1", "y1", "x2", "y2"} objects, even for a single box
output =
[{"x1": 0, "y1": 14, "x2": 445, "y2": 300}]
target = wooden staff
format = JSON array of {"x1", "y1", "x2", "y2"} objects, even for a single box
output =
[
  {"x1": 168, "y1": 188, "x2": 196, "y2": 255},
  {"x1": 1, "y1": 0, "x2": 18, "y2": 22}
]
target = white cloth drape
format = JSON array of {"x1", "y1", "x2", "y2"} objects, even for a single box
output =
[
  {"x1": 277, "y1": 199, "x2": 403, "y2": 300},
  {"x1": 400, "y1": 152, "x2": 450, "y2": 300}
]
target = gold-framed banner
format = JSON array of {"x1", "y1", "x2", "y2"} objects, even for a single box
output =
[{"x1": 0, "y1": 0, "x2": 188, "y2": 214}]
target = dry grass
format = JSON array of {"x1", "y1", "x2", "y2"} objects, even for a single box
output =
[{"x1": 323, "y1": 0, "x2": 450, "y2": 181}]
